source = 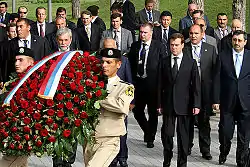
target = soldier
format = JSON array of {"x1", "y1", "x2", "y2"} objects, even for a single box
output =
[{"x1": 84, "y1": 48, "x2": 134, "y2": 167}]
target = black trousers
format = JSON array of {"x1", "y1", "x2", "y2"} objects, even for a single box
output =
[
  {"x1": 219, "y1": 98, "x2": 250, "y2": 166},
  {"x1": 161, "y1": 114, "x2": 190, "y2": 167},
  {"x1": 189, "y1": 108, "x2": 211, "y2": 154},
  {"x1": 133, "y1": 78, "x2": 158, "y2": 142}
]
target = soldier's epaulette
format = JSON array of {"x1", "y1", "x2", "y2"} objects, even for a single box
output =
[{"x1": 119, "y1": 80, "x2": 131, "y2": 85}]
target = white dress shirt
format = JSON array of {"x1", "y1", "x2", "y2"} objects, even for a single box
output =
[
  {"x1": 18, "y1": 33, "x2": 32, "y2": 48},
  {"x1": 37, "y1": 21, "x2": 46, "y2": 36},
  {"x1": 171, "y1": 52, "x2": 183, "y2": 70},
  {"x1": 113, "y1": 27, "x2": 122, "y2": 50},
  {"x1": 233, "y1": 49, "x2": 244, "y2": 77},
  {"x1": 137, "y1": 40, "x2": 151, "y2": 78},
  {"x1": 161, "y1": 25, "x2": 169, "y2": 40}
]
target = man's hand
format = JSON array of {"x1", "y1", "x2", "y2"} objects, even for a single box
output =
[
  {"x1": 157, "y1": 108, "x2": 162, "y2": 116},
  {"x1": 212, "y1": 104, "x2": 220, "y2": 111},
  {"x1": 0, "y1": 23, "x2": 6, "y2": 27},
  {"x1": 0, "y1": 82, "x2": 3, "y2": 89},
  {"x1": 192, "y1": 108, "x2": 200, "y2": 115},
  {"x1": 129, "y1": 104, "x2": 135, "y2": 111}
]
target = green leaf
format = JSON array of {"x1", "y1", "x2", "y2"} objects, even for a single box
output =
[
  {"x1": 62, "y1": 139, "x2": 73, "y2": 153},
  {"x1": 77, "y1": 131, "x2": 85, "y2": 145},
  {"x1": 54, "y1": 140, "x2": 61, "y2": 157}
]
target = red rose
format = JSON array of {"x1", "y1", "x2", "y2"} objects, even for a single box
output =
[
  {"x1": 73, "y1": 96, "x2": 80, "y2": 103},
  {"x1": 60, "y1": 85, "x2": 67, "y2": 92},
  {"x1": 33, "y1": 135, "x2": 38, "y2": 140},
  {"x1": 27, "y1": 91, "x2": 35, "y2": 99},
  {"x1": 33, "y1": 112, "x2": 41, "y2": 121},
  {"x1": 69, "y1": 67, "x2": 76, "y2": 73},
  {"x1": 56, "y1": 94, "x2": 64, "y2": 101},
  {"x1": 37, "y1": 104, "x2": 43, "y2": 110},
  {"x1": 46, "y1": 118, "x2": 53, "y2": 125},
  {"x1": 47, "y1": 109, "x2": 55, "y2": 116},
  {"x1": 63, "y1": 129, "x2": 71, "y2": 138},
  {"x1": 76, "y1": 72, "x2": 83, "y2": 79},
  {"x1": 46, "y1": 99, "x2": 54, "y2": 107},
  {"x1": 66, "y1": 101, "x2": 73, "y2": 110},
  {"x1": 86, "y1": 71, "x2": 91, "y2": 78},
  {"x1": 11, "y1": 106, "x2": 18, "y2": 113},
  {"x1": 53, "y1": 123, "x2": 58, "y2": 130},
  {"x1": 24, "y1": 117, "x2": 31, "y2": 124},
  {"x1": 89, "y1": 56, "x2": 96, "y2": 62},
  {"x1": 21, "y1": 100, "x2": 29, "y2": 109},
  {"x1": 98, "y1": 81, "x2": 105, "y2": 88},
  {"x1": 78, "y1": 64, "x2": 83, "y2": 70},
  {"x1": 9, "y1": 143, "x2": 15, "y2": 149},
  {"x1": 64, "y1": 79, "x2": 70, "y2": 85},
  {"x1": 77, "y1": 85, "x2": 84, "y2": 93},
  {"x1": 24, "y1": 134, "x2": 30, "y2": 141},
  {"x1": 86, "y1": 65, "x2": 91, "y2": 71},
  {"x1": 36, "y1": 140, "x2": 42, "y2": 147},
  {"x1": 74, "y1": 119, "x2": 82, "y2": 127},
  {"x1": 91, "y1": 83, "x2": 96, "y2": 89},
  {"x1": 63, "y1": 117, "x2": 70, "y2": 124},
  {"x1": 11, "y1": 126, "x2": 18, "y2": 132},
  {"x1": 70, "y1": 82, "x2": 77, "y2": 91},
  {"x1": 75, "y1": 79, "x2": 81, "y2": 85},
  {"x1": 95, "y1": 90, "x2": 102, "y2": 97},
  {"x1": 27, "y1": 145, "x2": 32, "y2": 151},
  {"x1": 40, "y1": 129, "x2": 48, "y2": 137},
  {"x1": 57, "y1": 110, "x2": 64, "y2": 118},
  {"x1": 57, "y1": 103, "x2": 64, "y2": 109},
  {"x1": 30, "y1": 83, "x2": 36, "y2": 90},
  {"x1": 23, "y1": 126, "x2": 30, "y2": 133},
  {"x1": 65, "y1": 93, "x2": 71, "y2": 99},
  {"x1": 83, "y1": 51, "x2": 90, "y2": 57},
  {"x1": 80, "y1": 100, "x2": 86, "y2": 106},
  {"x1": 27, "y1": 107, "x2": 34, "y2": 114},
  {"x1": 68, "y1": 73, "x2": 75, "y2": 79},
  {"x1": 35, "y1": 123, "x2": 42, "y2": 130},
  {"x1": 19, "y1": 111, "x2": 25, "y2": 118},
  {"x1": 73, "y1": 108, "x2": 79, "y2": 115},
  {"x1": 48, "y1": 136, "x2": 56, "y2": 143},
  {"x1": 8, "y1": 112, "x2": 13, "y2": 117},
  {"x1": 92, "y1": 75, "x2": 98, "y2": 82},
  {"x1": 4, "y1": 121, "x2": 10, "y2": 127},
  {"x1": 80, "y1": 112, "x2": 88, "y2": 119},
  {"x1": 14, "y1": 135, "x2": 21, "y2": 141},
  {"x1": 11, "y1": 118, "x2": 17, "y2": 122},
  {"x1": 18, "y1": 144, "x2": 23, "y2": 150},
  {"x1": 86, "y1": 92, "x2": 92, "y2": 99},
  {"x1": 3, "y1": 132, "x2": 8, "y2": 138}
]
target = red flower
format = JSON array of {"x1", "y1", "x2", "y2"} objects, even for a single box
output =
[
  {"x1": 69, "y1": 67, "x2": 76, "y2": 73},
  {"x1": 37, "y1": 104, "x2": 43, "y2": 110},
  {"x1": 66, "y1": 101, "x2": 73, "y2": 110},
  {"x1": 83, "y1": 51, "x2": 90, "y2": 57},
  {"x1": 73, "y1": 96, "x2": 80, "y2": 103},
  {"x1": 91, "y1": 83, "x2": 96, "y2": 89},
  {"x1": 36, "y1": 140, "x2": 42, "y2": 147},
  {"x1": 80, "y1": 100, "x2": 86, "y2": 106},
  {"x1": 47, "y1": 109, "x2": 55, "y2": 116},
  {"x1": 46, "y1": 99, "x2": 54, "y2": 107},
  {"x1": 68, "y1": 73, "x2": 74, "y2": 79},
  {"x1": 73, "y1": 108, "x2": 79, "y2": 115},
  {"x1": 14, "y1": 135, "x2": 21, "y2": 141},
  {"x1": 65, "y1": 93, "x2": 71, "y2": 99},
  {"x1": 86, "y1": 92, "x2": 92, "y2": 99},
  {"x1": 56, "y1": 94, "x2": 64, "y2": 101},
  {"x1": 27, "y1": 145, "x2": 32, "y2": 151},
  {"x1": 57, "y1": 110, "x2": 64, "y2": 118},
  {"x1": 63, "y1": 117, "x2": 70, "y2": 124},
  {"x1": 98, "y1": 81, "x2": 105, "y2": 88},
  {"x1": 3, "y1": 132, "x2": 8, "y2": 138},
  {"x1": 27, "y1": 91, "x2": 35, "y2": 99},
  {"x1": 53, "y1": 123, "x2": 58, "y2": 130},
  {"x1": 27, "y1": 107, "x2": 34, "y2": 114},
  {"x1": 95, "y1": 90, "x2": 102, "y2": 97},
  {"x1": 92, "y1": 75, "x2": 98, "y2": 82},
  {"x1": 24, "y1": 117, "x2": 31, "y2": 125},
  {"x1": 86, "y1": 65, "x2": 91, "y2": 71},
  {"x1": 48, "y1": 136, "x2": 56, "y2": 143},
  {"x1": 23, "y1": 126, "x2": 30, "y2": 133},
  {"x1": 46, "y1": 118, "x2": 53, "y2": 125},
  {"x1": 74, "y1": 119, "x2": 82, "y2": 127},
  {"x1": 70, "y1": 82, "x2": 77, "y2": 91},
  {"x1": 80, "y1": 112, "x2": 88, "y2": 119},
  {"x1": 77, "y1": 85, "x2": 84, "y2": 93},
  {"x1": 4, "y1": 121, "x2": 10, "y2": 127},
  {"x1": 40, "y1": 129, "x2": 48, "y2": 137},
  {"x1": 57, "y1": 103, "x2": 64, "y2": 109},
  {"x1": 18, "y1": 144, "x2": 23, "y2": 150},
  {"x1": 24, "y1": 134, "x2": 30, "y2": 141},
  {"x1": 20, "y1": 100, "x2": 29, "y2": 109},
  {"x1": 86, "y1": 71, "x2": 91, "y2": 78},
  {"x1": 63, "y1": 129, "x2": 71, "y2": 138},
  {"x1": 9, "y1": 143, "x2": 15, "y2": 149},
  {"x1": 35, "y1": 123, "x2": 42, "y2": 130},
  {"x1": 11, "y1": 126, "x2": 18, "y2": 133},
  {"x1": 19, "y1": 111, "x2": 25, "y2": 118},
  {"x1": 76, "y1": 72, "x2": 83, "y2": 79},
  {"x1": 33, "y1": 112, "x2": 41, "y2": 121}
]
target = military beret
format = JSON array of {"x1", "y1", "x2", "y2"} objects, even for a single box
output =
[
  {"x1": 100, "y1": 48, "x2": 121, "y2": 59},
  {"x1": 15, "y1": 47, "x2": 34, "y2": 58}
]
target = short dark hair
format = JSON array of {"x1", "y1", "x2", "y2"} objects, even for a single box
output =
[
  {"x1": 192, "y1": 10, "x2": 203, "y2": 16},
  {"x1": 36, "y1": 7, "x2": 46, "y2": 18},
  {"x1": 140, "y1": 22, "x2": 154, "y2": 31},
  {"x1": 16, "y1": 18, "x2": 30, "y2": 26},
  {"x1": 56, "y1": 7, "x2": 66, "y2": 14},
  {"x1": 233, "y1": 30, "x2": 247, "y2": 40},
  {"x1": 18, "y1": 6, "x2": 28, "y2": 13},
  {"x1": 81, "y1": 10, "x2": 92, "y2": 18},
  {"x1": 110, "y1": 1, "x2": 122, "y2": 12},
  {"x1": 190, "y1": 24, "x2": 204, "y2": 33},
  {"x1": 169, "y1": 33, "x2": 185, "y2": 44},
  {"x1": 111, "y1": 13, "x2": 122, "y2": 20},
  {"x1": 6, "y1": 22, "x2": 16, "y2": 32},
  {"x1": 10, "y1": 13, "x2": 19, "y2": 22},
  {"x1": 0, "y1": 2, "x2": 7, "y2": 8},
  {"x1": 145, "y1": 0, "x2": 154, "y2": 5},
  {"x1": 217, "y1": 12, "x2": 227, "y2": 19},
  {"x1": 160, "y1": 11, "x2": 172, "y2": 19},
  {"x1": 87, "y1": 5, "x2": 99, "y2": 16}
]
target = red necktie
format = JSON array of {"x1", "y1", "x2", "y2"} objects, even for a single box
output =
[{"x1": 39, "y1": 24, "x2": 44, "y2": 37}]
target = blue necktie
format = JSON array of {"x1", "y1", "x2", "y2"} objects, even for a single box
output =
[
  {"x1": 235, "y1": 53, "x2": 242, "y2": 78},
  {"x1": 148, "y1": 11, "x2": 152, "y2": 22}
]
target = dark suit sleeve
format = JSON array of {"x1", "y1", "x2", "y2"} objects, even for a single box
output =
[
  {"x1": 191, "y1": 59, "x2": 201, "y2": 109},
  {"x1": 212, "y1": 48, "x2": 220, "y2": 104},
  {"x1": 44, "y1": 37, "x2": 52, "y2": 56}
]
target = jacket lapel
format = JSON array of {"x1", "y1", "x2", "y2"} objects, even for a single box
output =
[
  {"x1": 238, "y1": 50, "x2": 250, "y2": 79},
  {"x1": 121, "y1": 28, "x2": 125, "y2": 51}
]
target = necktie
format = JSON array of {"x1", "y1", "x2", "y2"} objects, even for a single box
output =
[
  {"x1": 172, "y1": 57, "x2": 178, "y2": 78},
  {"x1": 138, "y1": 43, "x2": 147, "y2": 77},
  {"x1": 235, "y1": 53, "x2": 242, "y2": 78},
  {"x1": 23, "y1": 40, "x2": 28, "y2": 47},
  {"x1": 193, "y1": 45, "x2": 200, "y2": 59},
  {"x1": 0, "y1": 14, "x2": 3, "y2": 23},
  {"x1": 86, "y1": 26, "x2": 90, "y2": 41},
  {"x1": 148, "y1": 11, "x2": 153, "y2": 22},
  {"x1": 39, "y1": 24, "x2": 44, "y2": 37},
  {"x1": 114, "y1": 30, "x2": 119, "y2": 49},
  {"x1": 162, "y1": 29, "x2": 168, "y2": 49}
]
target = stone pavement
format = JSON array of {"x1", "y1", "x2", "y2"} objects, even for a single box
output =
[{"x1": 9, "y1": 112, "x2": 239, "y2": 166}]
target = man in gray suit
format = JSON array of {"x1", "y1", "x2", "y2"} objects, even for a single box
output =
[
  {"x1": 136, "y1": 0, "x2": 160, "y2": 27},
  {"x1": 214, "y1": 13, "x2": 231, "y2": 41},
  {"x1": 100, "y1": 13, "x2": 133, "y2": 55}
]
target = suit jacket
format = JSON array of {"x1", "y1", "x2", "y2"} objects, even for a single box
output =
[
  {"x1": 160, "y1": 53, "x2": 201, "y2": 115},
  {"x1": 100, "y1": 27, "x2": 133, "y2": 55},
  {"x1": 122, "y1": 0, "x2": 138, "y2": 31},
  {"x1": 96, "y1": 76, "x2": 134, "y2": 137},
  {"x1": 0, "y1": 26, "x2": 7, "y2": 42},
  {"x1": 214, "y1": 26, "x2": 232, "y2": 40},
  {"x1": 30, "y1": 22, "x2": 55, "y2": 36},
  {"x1": 128, "y1": 40, "x2": 167, "y2": 97},
  {"x1": 75, "y1": 23, "x2": 101, "y2": 52},
  {"x1": 136, "y1": 8, "x2": 160, "y2": 25},
  {"x1": 77, "y1": 17, "x2": 106, "y2": 32},
  {"x1": 1, "y1": 12, "x2": 10, "y2": 25},
  {"x1": 179, "y1": 14, "x2": 210, "y2": 32},
  {"x1": 220, "y1": 49, "x2": 250, "y2": 113},
  {"x1": 117, "y1": 56, "x2": 132, "y2": 84},
  {"x1": 152, "y1": 26, "x2": 178, "y2": 53},
  {"x1": 184, "y1": 42, "x2": 220, "y2": 109}
]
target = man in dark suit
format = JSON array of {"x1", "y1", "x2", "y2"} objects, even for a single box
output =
[
  {"x1": 160, "y1": 33, "x2": 201, "y2": 167},
  {"x1": 218, "y1": 30, "x2": 250, "y2": 167},
  {"x1": 136, "y1": 0, "x2": 160, "y2": 27},
  {"x1": 152, "y1": 11, "x2": 178, "y2": 54},
  {"x1": 17, "y1": 6, "x2": 34, "y2": 25},
  {"x1": 128, "y1": 23, "x2": 167, "y2": 148},
  {"x1": 30, "y1": 7, "x2": 55, "y2": 37},
  {"x1": 214, "y1": 13, "x2": 231, "y2": 41},
  {"x1": 185, "y1": 24, "x2": 220, "y2": 160},
  {"x1": 47, "y1": 16, "x2": 80, "y2": 52},
  {"x1": 75, "y1": 10, "x2": 101, "y2": 52},
  {"x1": 0, "y1": 2, "x2": 10, "y2": 28}
]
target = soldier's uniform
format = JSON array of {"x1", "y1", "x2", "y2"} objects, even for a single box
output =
[{"x1": 84, "y1": 49, "x2": 134, "y2": 167}]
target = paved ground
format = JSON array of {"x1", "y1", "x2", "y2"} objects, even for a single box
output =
[{"x1": 2, "y1": 112, "x2": 239, "y2": 167}]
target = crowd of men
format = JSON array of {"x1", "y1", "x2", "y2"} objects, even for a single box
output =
[{"x1": 0, "y1": 0, "x2": 250, "y2": 166}]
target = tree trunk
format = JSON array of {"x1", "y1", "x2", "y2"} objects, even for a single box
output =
[
  {"x1": 232, "y1": 0, "x2": 246, "y2": 31},
  {"x1": 188, "y1": 0, "x2": 204, "y2": 12},
  {"x1": 153, "y1": 0, "x2": 160, "y2": 11},
  {"x1": 72, "y1": 0, "x2": 80, "y2": 19}
]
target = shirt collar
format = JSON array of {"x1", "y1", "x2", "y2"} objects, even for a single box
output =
[
  {"x1": 191, "y1": 41, "x2": 202, "y2": 48},
  {"x1": 141, "y1": 40, "x2": 151, "y2": 47},
  {"x1": 232, "y1": 48, "x2": 244, "y2": 56},
  {"x1": 108, "y1": 75, "x2": 119, "y2": 84},
  {"x1": 145, "y1": 8, "x2": 152, "y2": 13},
  {"x1": 91, "y1": 16, "x2": 98, "y2": 23},
  {"x1": 113, "y1": 26, "x2": 121, "y2": 32},
  {"x1": 19, "y1": 33, "x2": 31, "y2": 41},
  {"x1": 37, "y1": 21, "x2": 45, "y2": 25},
  {"x1": 218, "y1": 26, "x2": 228, "y2": 31},
  {"x1": 161, "y1": 25, "x2": 169, "y2": 31},
  {"x1": 171, "y1": 52, "x2": 183, "y2": 60}
]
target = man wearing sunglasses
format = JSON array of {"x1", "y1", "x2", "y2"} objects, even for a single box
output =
[{"x1": 17, "y1": 6, "x2": 34, "y2": 25}]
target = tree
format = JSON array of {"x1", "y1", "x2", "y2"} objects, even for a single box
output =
[
  {"x1": 232, "y1": 0, "x2": 246, "y2": 31},
  {"x1": 72, "y1": 0, "x2": 80, "y2": 19},
  {"x1": 188, "y1": 0, "x2": 204, "y2": 12}
]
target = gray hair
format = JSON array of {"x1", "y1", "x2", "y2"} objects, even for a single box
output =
[
  {"x1": 56, "y1": 27, "x2": 72, "y2": 39},
  {"x1": 55, "y1": 15, "x2": 66, "y2": 22}
]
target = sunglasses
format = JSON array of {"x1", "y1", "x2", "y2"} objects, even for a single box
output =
[{"x1": 19, "y1": 12, "x2": 27, "y2": 14}]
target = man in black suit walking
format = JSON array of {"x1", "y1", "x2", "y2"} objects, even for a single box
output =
[
  {"x1": 152, "y1": 11, "x2": 178, "y2": 54},
  {"x1": 185, "y1": 24, "x2": 220, "y2": 160},
  {"x1": 160, "y1": 33, "x2": 201, "y2": 167},
  {"x1": 218, "y1": 30, "x2": 250, "y2": 167},
  {"x1": 0, "y1": 2, "x2": 10, "y2": 28},
  {"x1": 128, "y1": 23, "x2": 167, "y2": 148}
]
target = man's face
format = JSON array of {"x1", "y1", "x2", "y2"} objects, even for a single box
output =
[
  {"x1": 15, "y1": 55, "x2": 34, "y2": 73},
  {"x1": 0, "y1": 4, "x2": 7, "y2": 14},
  {"x1": 57, "y1": 11, "x2": 66, "y2": 19},
  {"x1": 16, "y1": 20, "x2": 30, "y2": 39},
  {"x1": 232, "y1": 34, "x2": 247, "y2": 52},
  {"x1": 195, "y1": 19, "x2": 206, "y2": 32},
  {"x1": 140, "y1": 26, "x2": 152, "y2": 42},
  {"x1": 57, "y1": 33, "x2": 72, "y2": 51},
  {"x1": 81, "y1": 14, "x2": 92, "y2": 26},
  {"x1": 170, "y1": 38, "x2": 184, "y2": 56},
  {"x1": 188, "y1": 4, "x2": 198, "y2": 16},
  {"x1": 189, "y1": 25, "x2": 203, "y2": 45},
  {"x1": 111, "y1": 17, "x2": 122, "y2": 30},
  {"x1": 18, "y1": 7, "x2": 28, "y2": 18},
  {"x1": 232, "y1": 20, "x2": 242, "y2": 32},
  {"x1": 7, "y1": 26, "x2": 17, "y2": 39},
  {"x1": 192, "y1": 13, "x2": 201, "y2": 21},
  {"x1": 161, "y1": 16, "x2": 171, "y2": 28},
  {"x1": 145, "y1": 3, "x2": 154, "y2": 11},
  {"x1": 55, "y1": 18, "x2": 66, "y2": 29},
  {"x1": 217, "y1": 15, "x2": 228, "y2": 29},
  {"x1": 37, "y1": 8, "x2": 46, "y2": 23},
  {"x1": 102, "y1": 57, "x2": 121, "y2": 78}
]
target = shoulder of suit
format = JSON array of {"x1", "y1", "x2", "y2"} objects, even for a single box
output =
[{"x1": 119, "y1": 80, "x2": 132, "y2": 85}]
